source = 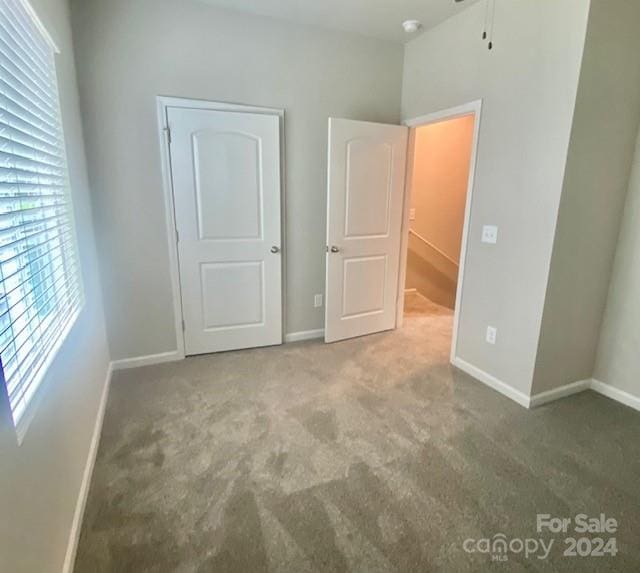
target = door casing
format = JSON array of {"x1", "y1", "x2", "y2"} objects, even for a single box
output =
[
  {"x1": 396, "y1": 99, "x2": 483, "y2": 364},
  {"x1": 156, "y1": 96, "x2": 286, "y2": 360}
]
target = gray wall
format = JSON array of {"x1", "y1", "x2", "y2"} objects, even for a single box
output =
[
  {"x1": 70, "y1": 0, "x2": 404, "y2": 360},
  {"x1": 0, "y1": 0, "x2": 110, "y2": 570},
  {"x1": 594, "y1": 128, "x2": 640, "y2": 399},
  {"x1": 402, "y1": 0, "x2": 590, "y2": 395},
  {"x1": 532, "y1": 0, "x2": 640, "y2": 394}
]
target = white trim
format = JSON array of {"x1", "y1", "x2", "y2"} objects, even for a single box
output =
[
  {"x1": 404, "y1": 288, "x2": 417, "y2": 294},
  {"x1": 156, "y1": 96, "x2": 286, "y2": 357},
  {"x1": 591, "y1": 379, "x2": 640, "y2": 412},
  {"x1": 284, "y1": 329, "x2": 325, "y2": 343},
  {"x1": 14, "y1": 307, "x2": 83, "y2": 445},
  {"x1": 525, "y1": 378, "x2": 640, "y2": 411},
  {"x1": 19, "y1": 0, "x2": 60, "y2": 53},
  {"x1": 404, "y1": 101, "x2": 483, "y2": 128},
  {"x1": 111, "y1": 350, "x2": 182, "y2": 371},
  {"x1": 529, "y1": 379, "x2": 591, "y2": 408},
  {"x1": 451, "y1": 102, "x2": 481, "y2": 363},
  {"x1": 156, "y1": 99, "x2": 186, "y2": 361},
  {"x1": 62, "y1": 361, "x2": 113, "y2": 573},
  {"x1": 396, "y1": 100, "x2": 482, "y2": 346},
  {"x1": 158, "y1": 96, "x2": 285, "y2": 116},
  {"x1": 409, "y1": 229, "x2": 459, "y2": 268},
  {"x1": 453, "y1": 357, "x2": 531, "y2": 408},
  {"x1": 395, "y1": 122, "x2": 416, "y2": 330}
]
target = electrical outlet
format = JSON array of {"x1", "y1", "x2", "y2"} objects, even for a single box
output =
[
  {"x1": 482, "y1": 225, "x2": 498, "y2": 244},
  {"x1": 409, "y1": 208, "x2": 416, "y2": 221},
  {"x1": 314, "y1": 294, "x2": 323, "y2": 308},
  {"x1": 486, "y1": 326, "x2": 497, "y2": 345}
]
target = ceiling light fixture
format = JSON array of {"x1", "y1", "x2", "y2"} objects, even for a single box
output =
[{"x1": 402, "y1": 19, "x2": 422, "y2": 34}]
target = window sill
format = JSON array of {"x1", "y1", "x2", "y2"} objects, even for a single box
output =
[{"x1": 13, "y1": 304, "x2": 84, "y2": 446}]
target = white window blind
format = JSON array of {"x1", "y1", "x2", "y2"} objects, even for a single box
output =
[{"x1": 0, "y1": 0, "x2": 82, "y2": 426}]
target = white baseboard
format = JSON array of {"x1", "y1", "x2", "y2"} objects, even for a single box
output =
[
  {"x1": 452, "y1": 357, "x2": 531, "y2": 408},
  {"x1": 62, "y1": 361, "x2": 113, "y2": 573},
  {"x1": 529, "y1": 378, "x2": 640, "y2": 411},
  {"x1": 284, "y1": 329, "x2": 325, "y2": 343},
  {"x1": 452, "y1": 356, "x2": 640, "y2": 413},
  {"x1": 111, "y1": 350, "x2": 183, "y2": 371},
  {"x1": 529, "y1": 379, "x2": 591, "y2": 408},
  {"x1": 591, "y1": 379, "x2": 640, "y2": 412}
]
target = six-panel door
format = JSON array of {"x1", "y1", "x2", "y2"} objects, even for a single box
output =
[{"x1": 168, "y1": 108, "x2": 282, "y2": 355}]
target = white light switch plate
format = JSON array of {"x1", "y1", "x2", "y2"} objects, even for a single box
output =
[
  {"x1": 409, "y1": 208, "x2": 416, "y2": 221},
  {"x1": 314, "y1": 294, "x2": 323, "y2": 308},
  {"x1": 486, "y1": 326, "x2": 497, "y2": 345},
  {"x1": 482, "y1": 225, "x2": 498, "y2": 244}
]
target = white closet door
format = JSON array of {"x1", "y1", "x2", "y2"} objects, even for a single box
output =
[
  {"x1": 168, "y1": 107, "x2": 282, "y2": 354},
  {"x1": 325, "y1": 118, "x2": 408, "y2": 343}
]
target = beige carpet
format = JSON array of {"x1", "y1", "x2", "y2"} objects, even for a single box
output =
[
  {"x1": 403, "y1": 290, "x2": 452, "y2": 318},
  {"x1": 75, "y1": 297, "x2": 640, "y2": 572}
]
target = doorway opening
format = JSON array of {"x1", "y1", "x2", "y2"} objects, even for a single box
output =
[{"x1": 397, "y1": 102, "x2": 481, "y2": 361}]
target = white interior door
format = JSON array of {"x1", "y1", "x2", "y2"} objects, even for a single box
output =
[
  {"x1": 325, "y1": 118, "x2": 408, "y2": 343},
  {"x1": 168, "y1": 107, "x2": 282, "y2": 355}
]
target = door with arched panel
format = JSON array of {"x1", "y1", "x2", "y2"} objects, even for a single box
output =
[
  {"x1": 325, "y1": 118, "x2": 408, "y2": 343},
  {"x1": 168, "y1": 107, "x2": 282, "y2": 354}
]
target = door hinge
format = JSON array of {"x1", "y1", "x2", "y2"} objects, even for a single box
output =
[
  {"x1": 164, "y1": 125, "x2": 172, "y2": 145},
  {"x1": 175, "y1": 228, "x2": 179, "y2": 243},
  {"x1": 182, "y1": 319, "x2": 186, "y2": 332}
]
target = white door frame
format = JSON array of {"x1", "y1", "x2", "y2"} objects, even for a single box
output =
[
  {"x1": 156, "y1": 96, "x2": 286, "y2": 359},
  {"x1": 396, "y1": 99, "x2": 483, "y2": 363}
]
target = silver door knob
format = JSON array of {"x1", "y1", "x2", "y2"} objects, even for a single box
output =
[
  {"x1": 270, "y1": 246, "x2": 280, "y2": 253},
  {"x1": 330, "y1": 246, "x2": 340, "y2": 253}
]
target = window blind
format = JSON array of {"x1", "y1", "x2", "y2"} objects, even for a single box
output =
[{"x1": 0, "y1": 0, "x2": 82, "y2": 426}]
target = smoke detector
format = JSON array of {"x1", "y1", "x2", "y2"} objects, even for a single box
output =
[{"x1": 402, "y1": 20, "x2": 422, "y2": 34}]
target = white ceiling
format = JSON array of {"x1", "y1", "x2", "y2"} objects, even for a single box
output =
[{"x1": 194, "y1": 0, "x2": 481, "y2": 44}]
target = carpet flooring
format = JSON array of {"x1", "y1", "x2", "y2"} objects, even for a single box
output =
[{"x1": 75, "y1": 295, "x2": 640, "y2": 572}]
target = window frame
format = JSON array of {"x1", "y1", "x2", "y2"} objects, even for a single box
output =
[{"x1": 0, "y1": 0, "x2": 85, "y2": 444}]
